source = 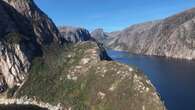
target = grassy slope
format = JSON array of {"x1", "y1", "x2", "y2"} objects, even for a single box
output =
[{"x1": 15, "y1": 42, "x2": 165, "y2": 110}]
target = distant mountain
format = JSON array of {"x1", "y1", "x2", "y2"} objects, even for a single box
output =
[
  {"x1": 59, "y1": 26, "x2": 92, "y2": 43},
  {"x1": 104, "y1": 8, "x2": 195, "y2": 60},
  {"x1": 91, "y1": 28, "x2": 109, "y2": 43}
]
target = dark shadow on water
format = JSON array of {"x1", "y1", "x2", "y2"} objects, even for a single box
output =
[{"x1": 0, "y1": 104, "x2": 48, "y2": 110}]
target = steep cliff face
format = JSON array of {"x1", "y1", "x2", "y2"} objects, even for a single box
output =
[
  {"x1": 59, "y1": 26, "x2": 92, "y2": 43},
  {"x1": 0, "y1": 0, "x2": 42, "y2": 88},
  {"x1": 0, "y1": 0, "x2": 109, "y2": 88},
  {"x1": 105, "y1": 21, "x2": 161, "y2": 51},
  {"x1": 106, "y1": 8, "x2": 195, "y2": 60},
  {"x1": 3, "y1": 0, "x2": 62, "y2": 45},
  {"x1": 0, "y1": 41, "x2": 41, "y2": 88}
]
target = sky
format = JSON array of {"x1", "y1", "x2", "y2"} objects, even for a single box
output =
[{"x1": 34, "y1": 0, "x2": 195, "y2": 32}]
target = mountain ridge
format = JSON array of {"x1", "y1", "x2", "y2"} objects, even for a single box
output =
[
  {"x1": 59, "y1": 26, "x2": 92, "y2": 43},
  {"x1": 93, "y1": 7, "x2": 195, "y2": 60}
]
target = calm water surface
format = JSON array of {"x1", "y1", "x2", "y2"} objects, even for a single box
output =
[{"x1": 107, "y1": 50, "x2": 195, "y2": 110}]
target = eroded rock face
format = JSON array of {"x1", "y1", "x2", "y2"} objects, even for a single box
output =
[
  {"x1": 105, "y1": 8, "x2": 195, "y2": 60},
  {"x1": 0, "y1": 43, "x2": 29, "y2": 88},
  {"x1": 0, "y1": 0, "x2": 45, "y2": 88},
  {"x1": 59, "y1": 26, "x2": 92, "y2": 43},
  {"x1": 3, "y1": 0, "x2": 62, "y2": 45},
  {"x1": 0, "y1": 36, "x2": 42, "y2": 88}
]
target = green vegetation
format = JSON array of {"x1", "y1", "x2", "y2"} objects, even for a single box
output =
[
  {"x1": 15, "y1": 42, "x2": 165, "y2": 110},
  {"x1": 16, "y1": 43, "x2": 91, "y2": 109},
  {"x1": 6, "y1": 86, "x2": 19, "y2": 98},
  {"x1": 5, "y1": 32, "x2": 22, "y2": 44}
]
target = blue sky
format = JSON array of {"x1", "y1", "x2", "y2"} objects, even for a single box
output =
[{"x1": 34, "y1": 0, "x2": 195, "y2": 32}]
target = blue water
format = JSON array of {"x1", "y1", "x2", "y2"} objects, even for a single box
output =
[{"x1": 107, "y1": 50, "x2": 195, "y2": 110}]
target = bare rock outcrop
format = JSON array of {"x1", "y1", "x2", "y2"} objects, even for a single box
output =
[
  {"x1": 0, "y1": 0, "x2": 42, "y2": 88},
  {"x1": 59, "y1": 26, "x2": 92, "y2": 43},
  {"x1": 0, "y1": 97, "x2": 64, "y2": 110}
]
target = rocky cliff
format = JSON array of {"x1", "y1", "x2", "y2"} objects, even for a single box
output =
[
  {"x1": 0, "y1": 0, "x2": 42, "y2": 88},
  {"x1": 3, "y1": 0, "x2": 63, "y2": 45},
  {"x1": 0, "y1": 0, "x2": 109, "y2": 89},
  {"x1": 0, "y1": 0, "x2": 67, "y2": 88},
  {"x1": 59, "y1": 26, "x2": 92, "y2": 43},
  {"x1": 104, "y1": 8, "x2": 195, "y2": 60}
]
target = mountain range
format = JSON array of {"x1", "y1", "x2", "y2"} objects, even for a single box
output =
[
  {"x1": 92, "y1": 8, "x2": 195, "y2": 60},
  {"x1": 0, "y1": 0, "x2": 165, "y2": 110}
]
